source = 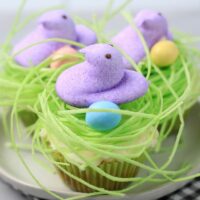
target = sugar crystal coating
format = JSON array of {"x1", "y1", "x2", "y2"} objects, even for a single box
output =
[
  {"x1": 56, "y1": 44, "x2": 149, "y2": 107},
  {"x1": 13, "y1": 10, "x2": 97, "y2": 67},
  {"x1": 112, "y1": 10, "x2": 172, "y2": 68}
]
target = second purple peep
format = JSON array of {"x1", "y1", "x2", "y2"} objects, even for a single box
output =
[
  {"x1": 13, "y1": 10, "x2": 97, "y2": 67},
  {"x1": 112, "y1": 10, "x2": 173, "y2": 69}
]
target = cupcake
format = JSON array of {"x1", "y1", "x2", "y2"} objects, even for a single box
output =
[{"x1": 35, "y1": 43, "x2": 158, "y2": 193}]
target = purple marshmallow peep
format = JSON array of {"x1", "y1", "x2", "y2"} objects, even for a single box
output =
[
  {"x1": 13, "y1": 10, "x2": 97, "y2": 67},
  {"x1": 56, "y1": 44, "x2": 148, "y2": 107},
  {"x1": 13, "y1": 10, "x2": 77, "y2": 67},
  {"x1": 112, "y1": 10, "x2": 172, "y2": 68},
  {"x1": 75, "y1": 24, "x2": 97, "y2": 47}
]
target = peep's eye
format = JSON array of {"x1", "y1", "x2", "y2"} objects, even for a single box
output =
[
  {"x1": 158, "y1": 12, "x2": 162, "y2": 16},
  {"x1": 109, "y1": 44, "x2": 114, "y2": 47},
  {"x1": 62, "y1": 15, "x2": 68, "y2": 20},
  {"x1": 105, "y1": 53, "x2": 112, "y2": 59}
]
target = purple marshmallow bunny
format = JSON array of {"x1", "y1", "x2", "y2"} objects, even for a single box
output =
[
  {"x1": 112, "y1": 10, "x2": 173, "y2": 69},
  {"x1": 56, "y1": 44, "x2": 148, "y2": 107},
  {"x1": 13, "y1": 10, "x2": 97, "y2": 67}
]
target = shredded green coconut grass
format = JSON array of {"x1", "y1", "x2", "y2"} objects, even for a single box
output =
[{"x1": 0, "y1": 0, "x2": 200, "y2": 199}]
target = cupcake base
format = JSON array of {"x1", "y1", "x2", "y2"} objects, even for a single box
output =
[{"x1": 53, "y1": 153, "x2": 138, "y2": 193}]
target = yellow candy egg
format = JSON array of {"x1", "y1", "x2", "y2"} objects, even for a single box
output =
[{"x1": 150, "y1": 40, "x2": 179, "y2": 67}]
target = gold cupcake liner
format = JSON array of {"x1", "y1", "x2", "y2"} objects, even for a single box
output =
[{"x1": 53, "y1": 153, "x2": 139, "y2": 193}]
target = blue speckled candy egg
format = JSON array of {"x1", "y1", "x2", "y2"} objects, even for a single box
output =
[{"x1": 85, "y1": 101, "x2": 122, "y2": 131}]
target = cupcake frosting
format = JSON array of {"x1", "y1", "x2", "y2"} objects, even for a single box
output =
[{"x1": 41, "y1": 127, "x2": 158, "y2": 169}]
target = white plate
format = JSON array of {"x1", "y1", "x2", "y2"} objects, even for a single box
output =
[{"x1": 0, "y1": 103, "x2": 200, "y2": 200}]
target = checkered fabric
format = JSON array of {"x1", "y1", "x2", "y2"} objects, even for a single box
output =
[
  {"x1": 23, "y1": 178, "x2": 200, "y2": 200},
  {"x1": 159, "y1": 178, "x2": 200, "y2": 200}
]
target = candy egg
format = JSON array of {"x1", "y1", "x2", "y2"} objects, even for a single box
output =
[
  {"x1": 85, "y1": 101, "x2": 122, "y2": 131},
  {"x1": 50, "y1": 46, "x2": 80, "y2": 69},
  {"x1": 150, "y1": 40, "x2": 179, "y2": 67}
]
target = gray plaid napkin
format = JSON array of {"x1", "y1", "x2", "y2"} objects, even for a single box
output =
[{"x1": 23, "y1": 178, "x2": 200, "y2": 200}]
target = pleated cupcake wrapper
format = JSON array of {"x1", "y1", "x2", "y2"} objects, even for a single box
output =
[{"x1": 55, "y1": 155, "x2": 139, "y2": 193}]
